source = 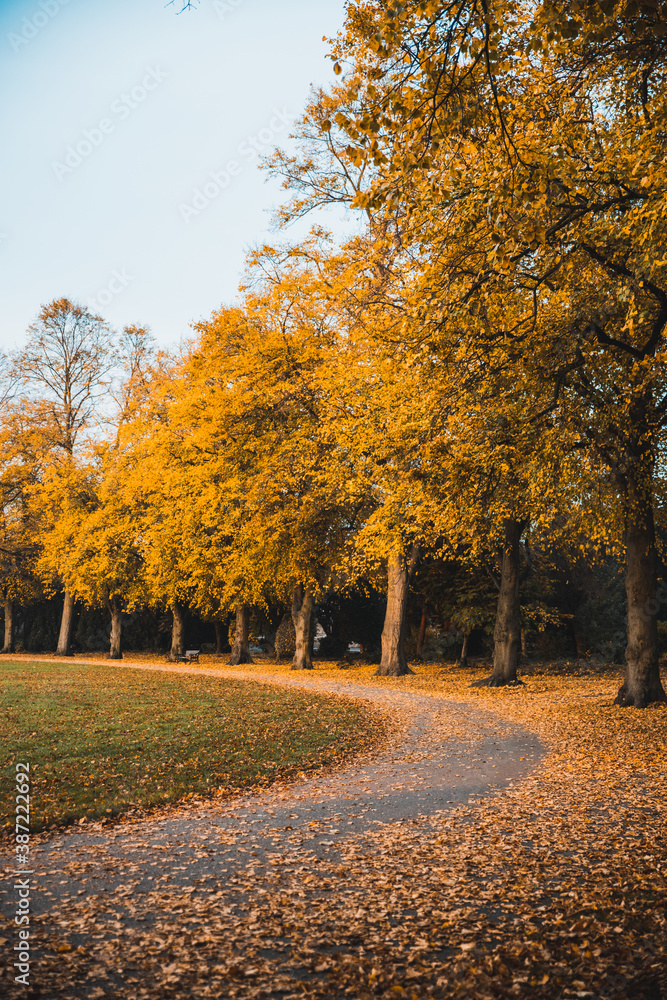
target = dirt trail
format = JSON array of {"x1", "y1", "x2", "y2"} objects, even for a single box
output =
[
  {"x1": 3, "y1": 661, "x2": 543, "y2": 906},
  {"x1": 1, "y1": 661, "x2": 545, "y2": 999}
]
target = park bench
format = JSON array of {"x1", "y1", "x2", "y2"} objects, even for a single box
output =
[{"x1": 176, "y1": 649, "x2": 200, "y2": 663}]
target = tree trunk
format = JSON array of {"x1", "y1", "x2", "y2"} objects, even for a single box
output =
[
  {"x1": 2, "y1": 597, "x2": 13, "y2": 654},
  {"x1": 168, "y1": 601, "x2": 186, "y2": 661},
  {"x1": 474, "y1": 518, "x2": 524, "y2": 687},
  {"x1": 375, "y1": 543, "x2": 419, "y2": 677},
  {"x1": 108, "y1": 597, "x2": 122, "y2": 660},
  {"x1": 229, "y1": 603, "x2": 253, "y2": 665},
  {"x1": 291, "y1": 584, "x2": 314, "y2": 670},
  {"x1": 416, "y1": 606, "x2": 427, "y2": 659},
  {"x1": 55, "y1": 589, "x2": 75, "y2": 656},
  {"x1": 456, "y1": 631, "x2": 469, "y2": 668},
  {"x1": 214, "y1": 621, "x2": 225, "y2": 656},
  {"x1": 615, "y1": 469, "x2": 667, "y2": 707}
]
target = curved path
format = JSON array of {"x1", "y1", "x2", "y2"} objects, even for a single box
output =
[{"x1": 3, "y1": 662, "x2": 544, "y2": 907}]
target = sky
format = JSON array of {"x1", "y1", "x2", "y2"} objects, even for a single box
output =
[{"x1": 0, "y1": 0, "x2": 354, "y2": 352}]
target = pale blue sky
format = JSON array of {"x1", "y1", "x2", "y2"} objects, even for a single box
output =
[{"x1": 0, "y1": 0, "x2": 352, "y2": 350}]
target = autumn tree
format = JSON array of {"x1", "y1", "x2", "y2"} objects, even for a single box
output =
[
  {"x1": 270, "y1": 74, "x2": 528, "y2": 680},
  {"x1": 271, "y1": 112, "x2": 449, "y2": 676},
  {"x1": 271, "y1": 106, "x2": 574, "y2": 682},
  {"x1": 33, "y1": 451, "x2": 145, "y2": 659},
  {"x1": 321, "y1": 325, "x2": 441, "y2": 676},
  {"x1": 23, "y1": 323, "x2": 155, "y2": 659},
  {"x1": 112, "y1": 358, "x2": 196, "y2": 662},
  {"x1": 0, "y1": 435, "x2": 40, "y2": 655},
  {"x1": 320, "y1": 0, "x2": 667, "y2": 704},
  {"x1": 183, "y1": 247, "x2": 356, "y2": 671},
  {"x1": 10, "y1": 299, "x2": 118, "y2": 656},
  {"x1": 114, "y1": 246, "x2": 355, "y2": 670}
]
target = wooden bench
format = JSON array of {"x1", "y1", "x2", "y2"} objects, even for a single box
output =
[{"x1": 176, "y1": 649, "x2": 200, "y2": 663}]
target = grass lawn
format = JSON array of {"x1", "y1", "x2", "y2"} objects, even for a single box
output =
[{"x1": 0, "y1": 659, "x2": 382, "y2": 833}]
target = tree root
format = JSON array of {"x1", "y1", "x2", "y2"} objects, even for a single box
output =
[
  {"x1": 614, "y1": 681, "x2": 667, "y2": 708},
  {"x1": 374, "y1": 664, "x2": 415, "y2": 677}
]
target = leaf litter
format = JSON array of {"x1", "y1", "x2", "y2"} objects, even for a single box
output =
[{"x1": 0, "y1": 659, "x2": 665, "y2": 1000}]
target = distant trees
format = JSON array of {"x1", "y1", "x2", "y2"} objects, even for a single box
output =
[
  {"x1": 11, "y1": 299, "x2": 116, "y2": 457},
  {"x1": 4, "y1": 264, "x2": 664, "y2": 702},
  {"x1": 121, "y1": 246, "x2": 359, "y2": 670}
]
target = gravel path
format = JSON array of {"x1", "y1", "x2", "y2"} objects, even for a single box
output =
[{"x1": 2, "y1": 662, "x2": 544, "y2": 911}]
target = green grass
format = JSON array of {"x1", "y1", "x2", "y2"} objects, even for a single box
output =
[{"x1": 1, "y1": 660, "x2": 379, "y2": 833}]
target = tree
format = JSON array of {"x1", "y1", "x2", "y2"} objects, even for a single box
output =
[
  {"x1": 229, "y1": 604, "x2": 253, "y2": 665},
  {"x1": 10, "y1": 299, "x2": 117, "y2": 656},
  {"x1": 115, "y1": 414, "x2": 195, "y2": 662},
  {"x1": 269, "y1": 68, "x2": 543, "y2": 681},
  {"x1": 31, "y1": 450, "x2": 145, "y2": 660},
  {"x1": 115, "y1": 245, "x2": 356, "y2": 670},
  {"x1": 325, "y1": 0, "x2": 667, "y2": 704},
  {"x1": 325, "y1": 333, "x2": 434, "y2": 678},
  {"x1": 11, "y1": 299, "x2": 116, "y2": 457},
  {"x1": 0, "y1": 404, "x2": 42, "y2": 655},
  {"x1": 179, "y1": 247, "x2": 357, "y2": 670},
  {"x1": 27, "y1": 324, "x2": 155, "y2": 660}
]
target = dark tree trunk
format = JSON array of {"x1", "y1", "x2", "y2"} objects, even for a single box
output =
[
  {"x1": 229, "y1": 603, "x2": 253, "y2": 665},
  {"x1": 214, "y1": 621, "x2": 225, "y2": 656},
  {"x1": 55, "y1": 589, "x2": 75, "y2": 656},
  {"x1": 108, "y1": 597, "x2": 122, "y2": 659},
  {"x1": 416, "y1": 606, "x2": 427, "y2": 659},
  {"x1": 375, "y1": 544, "x2": 419, "y2": 677},
  {"x1": 291, "y1": 584, "x2": 314, "y2": 670},
  {"x1": 457, "y1": 632, "x2": 470, "y2": 668},
  {"x1": 2, "y1": 597, "x2": 13, "y2": 654},
  {"x1": 615, "y1": 468, "x2": 667, "y2": 707},
  {"x1": 474, "y1": 518, "x2": 525, "y2": 687},
  {"x1": 168, "y1": 601, "x2": 186, "y2": 661}
]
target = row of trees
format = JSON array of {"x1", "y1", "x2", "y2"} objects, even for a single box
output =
[{"x1": 2, "y1": 0, "x2": 666, "y2": 707}]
